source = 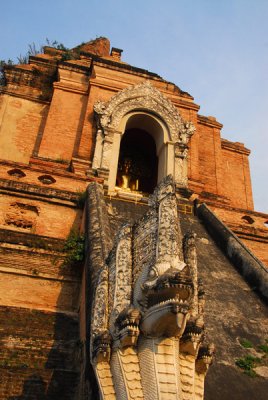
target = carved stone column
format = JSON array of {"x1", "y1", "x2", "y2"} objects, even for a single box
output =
[
  {"x1": 100, "y1": 130, "x2": 114, "y2": 170},
  {"x1": 174, "y1": 142, "x2": 189, "y2": 187},
  {"x1": 96, "y1": 129, "x2": 114, "y2": 182},
  {"x1": 174, "y1": 121, "x2": 195, "y2": 189},
  {"x1": 92, "y1": 128, "x2": 104, "y2": 170},
  {"x1": 107, "y1": 130, "x2": 122, "y2": 193}
]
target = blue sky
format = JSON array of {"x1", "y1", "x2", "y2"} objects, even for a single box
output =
[{"x1": 1, "y1": 0, "x2": 268, "y2": 212}]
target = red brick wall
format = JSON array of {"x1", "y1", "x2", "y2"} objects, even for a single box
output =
[
  {"x1": 0, "y1": 306, "x2": 79, "y2": 399},
  {"x1": 0, "y1": 95, "x2": 48, "y2": 163},
  {"x1": 0, "y1": 194, "x2": 82, "y2": 239},
  {"x1": 38, "y1": 88, "x2": 88, "y2": 161},
  {"x1": 242, "y1": 239, "x2": 268, "y2": 266},
  {"x1": 0, "y1": 162, "x2": 88, "y2": 193},
  {"x1": 197, "y1": 123, "x2": 218, "y2": 194},
  {"x1": 221, "y1": 149, "x2": 253, "y2": 209}
]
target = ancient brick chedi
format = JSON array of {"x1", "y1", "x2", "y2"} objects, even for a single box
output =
[{"x1": 0, "y1": 37, "x2": 267, "y2": 399}]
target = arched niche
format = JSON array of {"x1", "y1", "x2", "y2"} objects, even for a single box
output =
[
  {"x1": 117, "y1": 128, "x2": 157, "y2": 194},
  {"x1": 117, "y1": 116, "x2": 157, "y2": 194},
  {"x1": 92, "y1": 81, "x2": 195, "y2": 195}
]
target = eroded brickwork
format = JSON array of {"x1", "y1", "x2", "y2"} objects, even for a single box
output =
[{"x1": 0, "y1": 306, "x2": 79, "y2": 400}]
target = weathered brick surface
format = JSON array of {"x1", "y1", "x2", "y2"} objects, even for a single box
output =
[
  {"x1": 209, "y1": 204, "x2": 268, "y2": 266},
  {"x1": 0, "y1": 369, "x2": 78, "y2": 400},
  {"x1": 38, "y1": 89, "x2": 88, "y2": 161},
  {"x1": 242, "y1": 238, "x2": 268, "y2": 266},
  {"x1": 0, "y1": 193, "x2": 82, "y2": 239},
  {"x1": 0, "y1": 95, "x2": 48, "y2": 163},
  {"x1": 210, "y1": 205, "x2": 268, "y2": 231},
  {"x1": 197, "y1": 123, "x2": 218, "y2": 195},
  {"x1": 0, "y1": 48, "x2": 256, "y2": 212},
  {"x1": 221, "y1": 149, "x2": 251, "y2": 209},
  {"x1": 0, "y1": 249, "x2": 82, "y2": 313},
  {"x1": 0, "y1": 161, "x2": 88, "y2": 194},
  {"x1": 78, "y1": 37, "x2": 110, "y2": 56},
  {"x1": 0, "y1": 306, "x2": 79, "y2": 400}
]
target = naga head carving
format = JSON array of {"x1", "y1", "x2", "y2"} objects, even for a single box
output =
[
  {"x1": 90, "y1": 176, "x2": 212, "y2": 359},
  {"x1": 180, "y1": 316, "x2": 205, "y2": 355},
  {"x1": 92, "y1": 330, "x2": 112, "y2": 363},
  {"x1": 88, "y1": 178, "x2": 214, "y2": 400},
  {"x1": 128, "y1": 176, "x2": 196, "y2": 338},
  {"x1": 115, "y1": 306, "x2": 141, "y2": 348},
  {"x1": 139, "y1": 266, "x2": 194, "y2": 337},
  {"x1": 196, "y1": 343, "x2": 215, "y2": 374}
]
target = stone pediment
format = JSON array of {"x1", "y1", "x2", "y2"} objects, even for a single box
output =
[{"x1": 94, "y1": 81, "x2": 195, "y2": 143}]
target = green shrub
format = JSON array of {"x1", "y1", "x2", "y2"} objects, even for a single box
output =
[
  {"x1": 239, "y1": 339, "x2": 253, "y2": 348},
  {"x1": 258, "y1": 344, "x2": 268, "y2": 353},
  {"x1": 76, "y1": 191, "x2": 87, "y2": 209},
  {"x1": 235, "y1": 355, "x2": 261, "y2": 377},
  {"x1": 63, "y1": 230, "x2": 85, "y2": 265}
]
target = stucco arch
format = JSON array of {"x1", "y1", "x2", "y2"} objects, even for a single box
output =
[
  {"x1": 119, "y1": 111, "x2": 169, "y2": 150},
  {"x1": 119, "y1": 111, "x2": 173, "y2": 185},
  {"x1": 92, "y1": 81, "x2": 195, "y2": 194}
]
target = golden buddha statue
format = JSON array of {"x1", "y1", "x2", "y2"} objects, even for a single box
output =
[{"x1": 117, "y1": 158, "x2": 139, "y2": 191}]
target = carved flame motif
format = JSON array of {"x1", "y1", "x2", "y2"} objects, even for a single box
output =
[
  {"x1": 93, "y1": 81, "x2": 195, "y2": 143},
  {"x1": 90, "y1": 176, "x2": 213, "y2": 400}
]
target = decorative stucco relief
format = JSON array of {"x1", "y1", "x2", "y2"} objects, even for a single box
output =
[
  {"x1": 94, "y1": 81, "x2": 195, "y2": 143},
  {"x1": 108, "y1": 224, "x2": 133, "y2": 336}
]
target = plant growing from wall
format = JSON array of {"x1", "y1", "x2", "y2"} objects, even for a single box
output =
[
  {"x1": 236, "y1": 337, "x2": 268, "y2": 377},
  {"x1": 0, "y1": 38, "x2": 77, "y2": 87},
  {"x1": 239, "y1": 338, "x2": 253, "y2": 348},
  {"x1": 0, "y1": 59, "x2": 13, "y2": 86},
  {"x1": 76, "y1": 190, "x2": 87, "y2": 209},
  {"x1": 235, "y1": 355, "x2": 261, "y2": 377},
  {"x1": 63, "y1": 230, "x2": 85, "y2": 265},
  {"x1": 258, "y1": 343, "x2": 268, "y2": 353},
  {"x1": 16, "y1": 39, "x2": 69, "y2": 64}
]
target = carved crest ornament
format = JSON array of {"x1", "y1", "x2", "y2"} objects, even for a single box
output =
[
  {"x1": 89, "y1": 176, "x2": 213, "y2": 400},
  {"x1": 92, "y1": 81, "x2": 196, "y2": 191}
]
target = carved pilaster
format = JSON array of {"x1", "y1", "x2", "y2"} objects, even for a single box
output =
[{"x1": 92, "y1": 128, "x2": 104, "y2": 170}]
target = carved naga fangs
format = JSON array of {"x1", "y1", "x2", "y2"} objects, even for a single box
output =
[{"x1": 90, "y1": 176, "x2": 214, "y2": 399}]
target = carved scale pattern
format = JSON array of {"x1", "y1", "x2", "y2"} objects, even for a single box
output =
[
  {"x1": 156, "y1": 185, "x2": 184, "y2": 269},
  {"x1": 111, "y1": 352, "x2": 128, "y2": 400},
  {"x1": 193, "y1": 374, "x2": 204, "y2": 400},
  {"x1": 155, "y1": 338, "x2": 180, "y2": 400},
  {"x1": 132, "y1": 209, "x2": 157, "y2": 285},
  {"x1": 96, "y1": 362, "x2": 116, "y2": 400},
  {"x1": 179, "y1": 353, "x2": 195, "y2": 399},
  {"x1": 117, "y1": 348, "x2": 143, "y2": 399},
  {"x1": 138, "y1": 337, "x2": 159, "y2": 400}
]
